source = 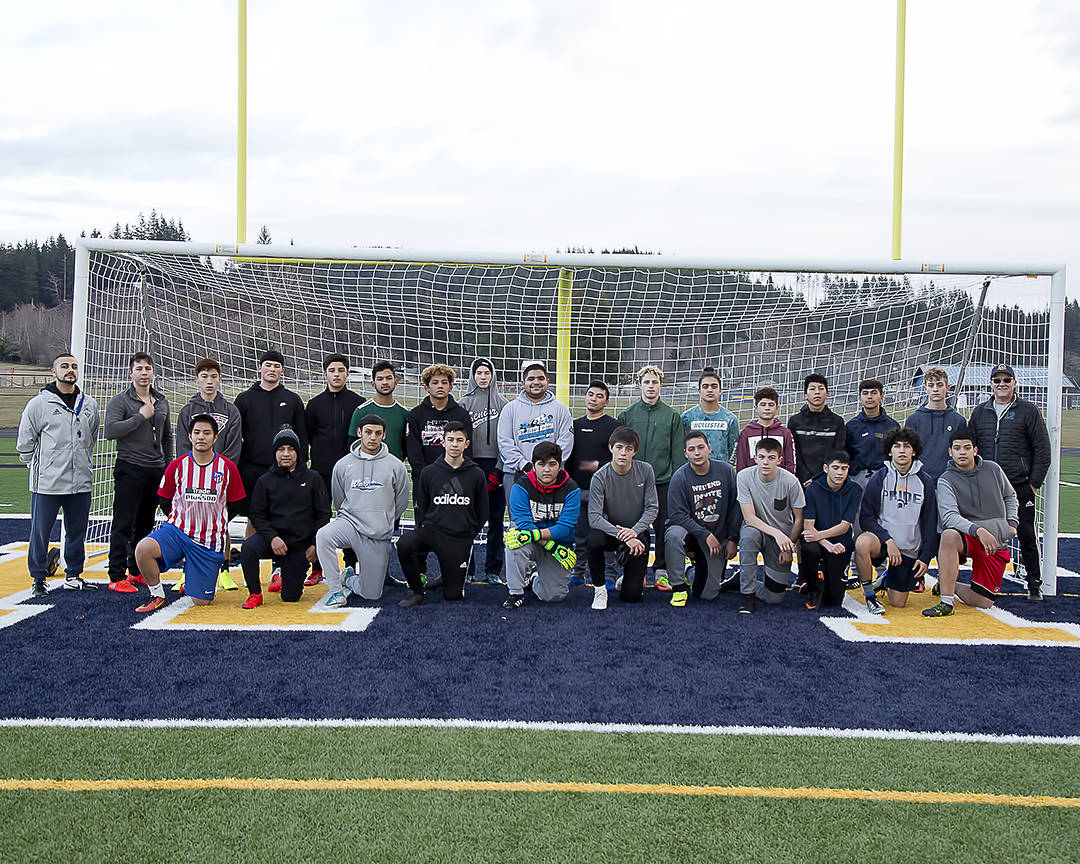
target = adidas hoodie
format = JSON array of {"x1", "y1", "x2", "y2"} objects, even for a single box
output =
[{"x1": 415, "y1": 455, "x2": 489, "y2": 538}]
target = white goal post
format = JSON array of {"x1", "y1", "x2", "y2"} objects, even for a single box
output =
[{"x1": 71, "y1": 239, "x2": 1067, "y2": 594}]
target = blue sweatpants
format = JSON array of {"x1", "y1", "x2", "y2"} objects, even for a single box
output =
[{"x1": 28, "y1": 491, "x2": 91, "y2": 583}]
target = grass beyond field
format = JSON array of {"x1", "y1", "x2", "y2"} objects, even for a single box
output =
[{"x1": 1, "y1": 726, "x2": 1078, "y2": 863}]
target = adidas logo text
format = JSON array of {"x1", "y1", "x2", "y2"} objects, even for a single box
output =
[{"x1": 433, "y1": 494, "x2": 472, "y2": 505}]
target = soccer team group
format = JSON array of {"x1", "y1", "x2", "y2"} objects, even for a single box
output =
[{"x1": 16, "y1": 349, "x2": 1051, "y2": 618}]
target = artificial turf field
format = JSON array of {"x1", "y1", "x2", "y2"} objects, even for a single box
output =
[{"x1": 1, "y1": 531, "x2": 1079, "y2": 863}]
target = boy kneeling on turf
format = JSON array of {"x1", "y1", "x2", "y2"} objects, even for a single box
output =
[
  {"x1": 664, "y1": 430, "x2": 741, "y2": 607},
  {"x1": 398, "y1": 421, "x2": 488, "y2": 607},
  {"x1": 587, "y1": 427, "x2": 658, "y2": 610},
  {"x1": 502, "y1": 441, "x2": 580, "y2": 609},
  {"x1": 854, "y1": 428, "x2": 936, "y2": 616},
  {"x1": 239, "y1": 425, "x2": 331, "y2": 608},
  {"x1": 317, "y1": 415, "x2": 410, "y2": 607},
  {"x1": 923, "y1": 430, "x2": 1017, "y2": 618},
  {"x1": 731, "y1": 437, "x2": 804, "y2": 614},
  {"x1": 133, "y1": 414, "x2": 246, "y2": 612},
  {"x1": 798, "y1": 449, "x2": 861, "y2": 610}
]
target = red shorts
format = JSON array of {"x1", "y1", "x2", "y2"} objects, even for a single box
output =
[{"x1": 961, "y1": 534, "x2": 1011, "y2": 599}]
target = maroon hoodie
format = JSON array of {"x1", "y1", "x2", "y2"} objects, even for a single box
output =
[{"x1": 735, "y1": 418, "x2": 797, "y2": 473}]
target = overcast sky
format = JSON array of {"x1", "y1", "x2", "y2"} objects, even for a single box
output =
[{"x1": 1, "y1": 1, "x2": 1076, "y2": 300}]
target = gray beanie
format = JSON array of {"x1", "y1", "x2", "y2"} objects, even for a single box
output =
[{"x1": 273, "y1": 424, "x2": 300, "y2": 452}]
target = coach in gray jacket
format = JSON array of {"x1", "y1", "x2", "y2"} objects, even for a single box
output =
[{"x1": 17, "y1": 352, "x2": 100, "y2": 595}]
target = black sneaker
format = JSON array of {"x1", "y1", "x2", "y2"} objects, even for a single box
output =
[
  {"x1": 718, "y1": 572, "x2": 739, "y2": 593},
  {"x1": 398, "y1": 591, "x2": 426, "y2": 608},
  {"x1": 31, "y1": 579, "x2": 48, "y2": 598},
  {"x1": 738, "y1": 593, "x2": 755, "y2": 614},
  {"x1": 922, "y1": 601, "x2": 955, "y2": 618},
  {"x1": 45, "y1": 547, "x2": 61, "y2": 578},
  {"x1": 805, "y1": 584, "x2": 823, "y2": 611},
  {"x1": 424, "y1": 574, "x2": 444, "y2": 591},
  {"x1": 502, "y1": 594, "x2": 527, "y2": 610},
  {"x1": 1028, "y1": 582, "x2": 1043, "y2": 602}
]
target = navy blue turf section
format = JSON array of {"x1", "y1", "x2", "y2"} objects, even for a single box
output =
[{"x1": 3, "y1": 550, "x2": 1080, "y2": 738}]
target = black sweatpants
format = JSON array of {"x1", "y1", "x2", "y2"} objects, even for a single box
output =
[
  {"x1": 1014, "y1": 482, "x2": 1041, "y2": 585},
  {"x1": 108, "y1": 460, "x2": 164, "y2": 581},
  {"x1": 587, "y1": 529, "x2": 650, "y2": 602},
  {"x1": 397, "y1": 526, "x2": 474, "y2": 600},
  {"x1": 798, "y1": 541, "x2": 852, "y2": 607},
  {"x1": 317, "y1": 470, "x2": 357, "y2": 570},
  {"x1": 240, "y1": 533, "x2": 312, "y2": 602}
]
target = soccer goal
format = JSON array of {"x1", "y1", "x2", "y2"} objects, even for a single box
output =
[{"x1": 71, "y1": 239, "x2": 1068, "y2": 593}]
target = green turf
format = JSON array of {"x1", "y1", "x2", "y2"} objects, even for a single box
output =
[{"x1": 0, "y1": 727, "x2": 1078, "y2": 863}]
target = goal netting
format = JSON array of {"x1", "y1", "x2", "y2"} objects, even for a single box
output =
[{"x1": 72, "y1": 240, "x2": 1066, "y2": 593}]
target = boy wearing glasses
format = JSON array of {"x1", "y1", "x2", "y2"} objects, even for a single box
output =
[{"x1": 967, "y1": 363, "x2": 1051, "y2": 602}]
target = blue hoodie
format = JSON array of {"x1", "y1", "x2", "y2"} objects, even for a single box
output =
[
  {"x1": 903, "y1": 404, "x2": 967, "y2": 482},
  {"x1": 846, "y1": 410, "x2": 900, "y2": 475},
  {"x1": 860, "y1": 458, "x2": 937, "y2": 564},
  {"x1": 803, "y1": 471, "x2": 862, "y2": 545}
]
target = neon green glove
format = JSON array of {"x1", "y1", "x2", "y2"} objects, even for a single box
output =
[
  {"x1": 505, "y1": 529, "x2": 541, "y2": 549},
  {"x1": 544, "y1": 540, "x2": 577, "y2": 571}
]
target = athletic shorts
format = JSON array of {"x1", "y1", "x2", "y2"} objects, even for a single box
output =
[
  {"x1": 870, "y1": 551, "x2": 918, "y2": 593},
  {"x1": 149, "y1": 522, "x2": 225, "y2": 602},
  {"x1": 960, "y1": 533, "x2": 1011, "y2": 600}
]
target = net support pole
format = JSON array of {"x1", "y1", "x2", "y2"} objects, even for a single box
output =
[
  {"x1": 63, "y1": 241, "x2": 92, "y2": 574},
  {"x1": 891, "y1": 0, "x2": 906, "y2": 260},
  {"x1": 1042, "y1": 265, "x2": 1067, "y2": 596},
  {"x1": 556, "y1": 268, "x2": 573, "y2": 404},
  {"x1": 237, "y1": 0, "x2": 247, "y2": 244}
]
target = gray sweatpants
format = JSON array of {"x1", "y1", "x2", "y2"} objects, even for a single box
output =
[
  {"x1": 739, "y1": 524, "x2": 791, "y2": 604},
  {"x1": 315, "y1": 517, "x2": 392, "y2": 600},
  {"x1": 664, "y1": 524, "x2": 729, "y2": 599},
  {"x1": 506, "y1": 543, "x2": 570, "y2": 602}
]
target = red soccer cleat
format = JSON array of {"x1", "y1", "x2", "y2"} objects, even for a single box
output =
[
  {"x1": 135, "y1": 595, "x2": 166, "y2": 613},
  {"x1": 107, "y1": 579, "x2": 139, "y2": 594},
  {"x1": 268, "y1": 569, "x2": 282, "y2": 592},
  {"x1": 127, "y1": 573, "x2": 148, "y2": 586},
  {"x1": 242, "y1": 592, "x2": 263, "y2": 609},
  {"x1": 304, "y1": 569, "x2": 324, "y2": 586}
]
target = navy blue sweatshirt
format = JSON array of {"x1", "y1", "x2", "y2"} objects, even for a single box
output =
[
  {"x1": 803, "y1": 471, "x2": 861, "y2": 547},
  {"x1": 845, "y1": 410, "x2": 900, "y2": 475}
]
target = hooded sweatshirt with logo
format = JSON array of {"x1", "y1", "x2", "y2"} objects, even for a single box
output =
[
  {"x1": 404, "y1": 395, "x2": 473, "y2": 476},
  {"x1": 330, "y1": 439, "x2": 410, "y2": 542},
  {"x1": 234, "y1": 381, "x2": 308, "y2": 468},
  {"x1": 459, "y1": 357, "x2": 508, "y2": 468},
  {"x1": 859, "y1": 458, "x2": 937, "y2": 563},
  {"x1": 249, "y1": 462, "x2": 331, "y2": 546},
  {"x1": 17, "y1": 383, "x2": 100, "y2": 495},
  {"x1": 735, "y1": 418, "x2": 797, "y2": 473},
  {"x1": 936, "y1": 455, "x2": 1019, "y2": 546},
  {"x1": 176, "y1": 391, "x2": 242, "y2": 464},
  {"x1": 415, "y1": 455, "x2": 489, "y2": 538},
  {"x1": 497, "y1": 389, "x2": 574, "y2": 475},
  {"x1": 509, "y1": 468, "x2": 580, "y2": 545},
  {"x1": 903, "y1": 404, "x2": 968, "y2": 482}
]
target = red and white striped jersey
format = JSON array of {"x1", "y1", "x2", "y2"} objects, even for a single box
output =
[{"x1": 158, "y1": 453, "x2": 246, "y2": 554}]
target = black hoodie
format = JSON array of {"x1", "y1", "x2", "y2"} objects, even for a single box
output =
[
  {"x1": 305, "y1": 386, "x2": 365, "y2": 476},
  {"x1": 249, "y1": 464, "x2": 332, "y2": 546},
  {"x1": 234, "y1": 382, "x2": 308, "y2": 469},
  {"x1": 415, "y1": 455, "x2": 489, "y2": 538},
  {"x1": 404, "y1": 395, "x2": 473, "y2": 476},
  {"x1": 787, "y1": 404, "x2": 847, "y2": 484}
]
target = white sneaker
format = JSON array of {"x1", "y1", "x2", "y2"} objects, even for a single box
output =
[{"x1": 592, "y1": 585, "x2": 608, "y2": 610}]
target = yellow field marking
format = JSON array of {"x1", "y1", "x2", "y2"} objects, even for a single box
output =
[
  {"x1": 843, "y1": 589, "x2": 1080, "y2": 644},
  {"x1": 1, "y1": 777, "x2": 1077, "y2": 808}
]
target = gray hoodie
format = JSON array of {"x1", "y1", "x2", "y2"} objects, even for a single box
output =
[
  {"x1": 17, "y1": 384, "x2": 100, "y2": 495},
  {"x1": 330, "y1": 439, "x2": 410, "y2": 541},
  {"x1": 936, "y1": 455, "x2": 1019, "y2": 545},
  {"x1": 458, "y1": 357, "x2": 509, "y2": 467},
  {"x1": 497, "y1": 388, "x2": 574, "y2": 474},
  {"x1": 176, "y1": 391, "x2": 242, "y2": 464}
]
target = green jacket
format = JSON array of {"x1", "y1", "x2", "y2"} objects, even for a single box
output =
[{"x1": 617, "y1": 399, "x2": 686, "y2": 485}]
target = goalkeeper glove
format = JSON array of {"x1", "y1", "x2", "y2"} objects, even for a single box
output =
[
  {"x1": 505, "y1": 529, "x2": 541, "y2": 549},
  {"x1": 543, "y1": 540, "x2": 576, "y2": 570}
]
